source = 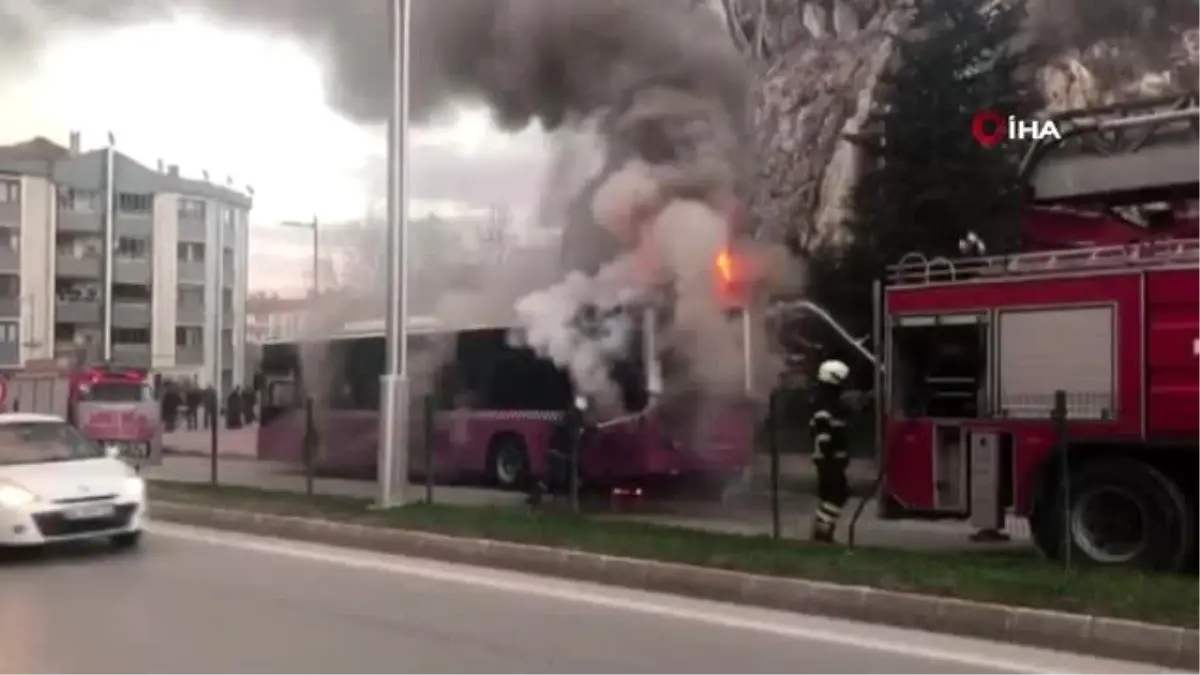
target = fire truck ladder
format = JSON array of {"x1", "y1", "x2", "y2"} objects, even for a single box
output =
[
  {"x1": 886, "y1": 238, "x2": 1200, "y2": 286},
  {"x1": 1019, "y1": 92, "x2": 1200, "y2": 206}
]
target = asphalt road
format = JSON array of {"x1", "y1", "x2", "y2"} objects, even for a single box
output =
[{"x1": 0, "y1": 526, "x2": 1174, "y2": 675}]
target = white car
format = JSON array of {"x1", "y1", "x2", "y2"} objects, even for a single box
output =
[{"x1": 0, "y1": 413, "x2": 146, "y2": 549}]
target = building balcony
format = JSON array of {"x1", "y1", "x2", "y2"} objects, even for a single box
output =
[
  {"x1": 56, "y1": 298, "x2": 102, "y2": 324},
  {"x1": 57, "y1": 211, "x2": 103, "y2": 234},
  {"x1": 177, "y1": 303, "x2": 206, "y2": 325},
  {"x1": 112, "y1": 301, "x2": 151, "y2": 328},
  {"x1": 178, "y1": 217, "x2": 206, "y2": 243},
  {"x1": 111, "y1": 343, "x2": 151, "y2": 368},
  {"x1": 0, "y1": 296, "x2": 18, "y2": 319},
  {"x1": 0, "y1": 342, "x2": 18, "y2": 366},
  {"x1": 114, "y1": 213, "x2": 153, "y2": 238},
  {"x1": 56, "y1": 254, "x2": 102, "y2": 279},
  {"x1": 0, "y1": 201, "x2": 19, "y2": 227},
  {"x1": 113, "y1": 258, "x2": 151, "y2": 285},
  {"x1": 178, "y1": 260, "x2": 206, "y2": 284},
  {"x1": 176, "y1": 345, "x2": 204, "y2": 366},
  {"x1": 0, "y1": 247, "x2": 17, "y2": 273}
]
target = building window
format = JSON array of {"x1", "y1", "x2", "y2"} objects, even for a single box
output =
[
  {"x1": 111, "y1": 327, "x2": 150, "y2": 344},
  {"x1": 0, "y1": 179, "x2": 18, "y2": 204},
  {"x1": 0, "y1": 275, "x2": 19, "y2": 298},
  {"x1": 0, "y1": 230, "x2": 19, "y2": 251},
  {"x1": 177, "y1": 242, "x2": 205, "y2": 263},
  {"x1": 175, "y1": 326, "x2": 204, "y2": 348},
  {"x1": 57, "y1": 188, "x2": 99, "y2": 213},
  {"x1": 115, "y1": 236, "x2": 149, "y2": 260},
  {"x1": 117, "y1": 193, "x2": 152, "y2": 214},
  {"x1": 221, "y1": 288, "x2": 233, "y2": 309},
  {"x1": 112, "y1": 283, "x2": 151, "y2": 303},
  {"x1": 0, "y1": 321, "x2": 18, "y2": 343},
  {"x1": 178, "y1": 198, "x2": 206, "y2": 219}
]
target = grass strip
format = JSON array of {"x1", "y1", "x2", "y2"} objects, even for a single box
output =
[{"x1": 149, "y1": 480, "x2": 1198, "y2": 628}]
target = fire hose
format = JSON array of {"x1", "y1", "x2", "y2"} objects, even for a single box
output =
[{"x1": 765, "y1": 298, "x2": 886, "y2": 548}]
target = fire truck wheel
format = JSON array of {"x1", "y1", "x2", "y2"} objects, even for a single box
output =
[
  {"x1": 1063, "y1": 459, "x2": 1193, "y2": 572},
  {"x1": 486, "y1": 435, "x2": 530, "y2": 490}
]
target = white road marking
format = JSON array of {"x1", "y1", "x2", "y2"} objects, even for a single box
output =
[{"x1": 147, "y1": 523, "x2": 1181, "y2": 675}]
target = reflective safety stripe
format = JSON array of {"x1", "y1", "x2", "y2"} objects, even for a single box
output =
[
  {"x1": 816, "y1": 502, "x2": 844, "y2": 523},
  {"x1": 812, "y1": 434, "x2": 830, "y2": 459},
  {"x1": 818, "y1": 501, "x2": 842, "y2": 517}
]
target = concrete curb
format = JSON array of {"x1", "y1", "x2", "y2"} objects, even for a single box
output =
[{"x1": 150, "y1": 501, "x2": 1198, "y2": 670}]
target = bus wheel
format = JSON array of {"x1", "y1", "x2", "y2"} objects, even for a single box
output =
[
  {"x1": 486, "y1": 435, "x2": 530, "y2": 490},
  {"x1": 1063, "y1": 458, "x2": 1192, "y2": 572}
]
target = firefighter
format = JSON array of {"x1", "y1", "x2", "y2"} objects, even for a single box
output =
[
  {"x1": 526, "y1": 395, "x2": 587, "y2": 506},
  {"x1": 809, "y1": 359, "x2": 851, "y2": 543}
]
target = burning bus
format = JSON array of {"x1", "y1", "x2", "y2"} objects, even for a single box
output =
[{"x1": 255, "y1": 262, "x2": 756, "y2": 491}]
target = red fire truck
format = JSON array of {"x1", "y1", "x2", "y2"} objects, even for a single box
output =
[
  {"x1": 3, "y1": 359, "x2": 162, "y2": 466},
  {"x1": 873, "y1": 94, "x2": 1199, "y2": 571}
]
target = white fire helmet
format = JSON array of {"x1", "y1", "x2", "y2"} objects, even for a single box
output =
[{"x1": 817, "y1": 360, "x2": 850, "y2": 386}]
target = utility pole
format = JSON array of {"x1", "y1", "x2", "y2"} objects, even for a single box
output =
[{"x1": 378, "y1": 0, "x2": 413, "y2": 508}]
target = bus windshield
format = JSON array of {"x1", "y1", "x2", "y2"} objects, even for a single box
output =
[{"x1": 81, "y1": 381, "x2": 153, "y2": 403}]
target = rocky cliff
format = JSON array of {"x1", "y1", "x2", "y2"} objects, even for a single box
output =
[{"x1": 716, "y1": 0, "x2": 1198, "y2": 250}]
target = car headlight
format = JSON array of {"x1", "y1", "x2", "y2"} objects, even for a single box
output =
[
  {"x1": 0, "y1": 482, "x2": 37, "y2": 508},
  {"x1": 123, "y1": 476, "x2": 146, "y2": 498}
]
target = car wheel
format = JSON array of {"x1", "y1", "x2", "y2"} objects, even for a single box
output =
[
  {"x1": 111, "y1": 531, "x2": 143, "y2": 551},
  {"x1": 487, "y1": 435, "x2": 529, "y2": 490}
]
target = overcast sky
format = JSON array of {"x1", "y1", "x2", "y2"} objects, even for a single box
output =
[{"x1": 0, "y1": 15, "x2": 553, "y2": 295}]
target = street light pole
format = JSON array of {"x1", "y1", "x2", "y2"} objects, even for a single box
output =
[{"x1": 378, "y1": 0, "x2": 412, "y2": 508}]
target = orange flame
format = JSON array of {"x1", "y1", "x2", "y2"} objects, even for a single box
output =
[{"x1": 715, "y1": 250, "x2": 734, "y2": 284}]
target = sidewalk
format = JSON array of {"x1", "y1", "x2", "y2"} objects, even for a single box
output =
[
  {"x1": 163, "y1": 427, "x2": 878, "y2": 491},
  {"x1": 163, "y1": 425, "x2": 258, "y2": 459},
  {"x1": 145, "y1": 455, "x2": 1032, "y2": 555},
  {"x1": 144, "y1": 454, "x2": 526, "y2": 508}
]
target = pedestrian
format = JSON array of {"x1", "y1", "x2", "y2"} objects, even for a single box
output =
[
  {"x1": 226, "y1": 386, "x2": 243, "y2": 430},
  {"x1": 809, "y1": 359, "x2": 851, "y2": 543},
  {"x1": 241, "y1": 386, "x2": 257, "y2": 425},
  {"x1": 202, "y1": 385, "x2": 216, "y2": 430},
  {"x1": 162, "y1": 383, "x2": 180, "y2": 432},
  {"x1": 185, "y1": 384, "x2": 201, "y2": 430}
]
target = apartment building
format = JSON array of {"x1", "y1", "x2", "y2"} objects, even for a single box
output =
[{"x1": 0, "y1": 135, "x2": 251, "y2": 390}]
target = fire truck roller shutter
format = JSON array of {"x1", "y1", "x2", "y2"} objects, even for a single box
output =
[
  {"x1": 997, "y1": 307, "x2": 1115, "y2": 420},
  {"x1": 1028, "y1": 453, "x2": 1194, "y2": 572}
]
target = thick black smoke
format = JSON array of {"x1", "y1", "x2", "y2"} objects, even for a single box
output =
[{"x1": 3, "y1": 0, "x2": 761, "y2": 415}]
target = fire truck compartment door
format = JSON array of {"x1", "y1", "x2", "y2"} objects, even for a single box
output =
[
  {"x1": 10, "y1": 377, "x2": 69, "y2": 418},
  {"x1": 968, "y1": 430, "x2": 1004, "y2": 531},
  {"x1": 997, "y1": 306, "x2": 1114, "y2": 419}
]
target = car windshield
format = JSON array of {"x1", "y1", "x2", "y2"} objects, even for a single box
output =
[{"x1": 0, "y1": 421, "x2": 102, "y2": 466}]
